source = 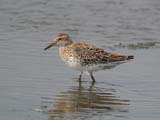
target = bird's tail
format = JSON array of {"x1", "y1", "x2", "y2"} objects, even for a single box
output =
[
  {"x1": 126, "y1": 55, "x2": 134, "y2": 60},
  {"x1": 108, "y1": 54, "x2": 134, "y2": 62}
]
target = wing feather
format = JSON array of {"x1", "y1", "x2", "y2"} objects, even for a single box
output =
[{"x1": 72, "y1": 43, "x2": 128, "y2": 65}]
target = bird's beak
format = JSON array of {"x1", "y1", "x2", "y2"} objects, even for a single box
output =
[{"x1": 44, "y1": 42, "x2": 56, "y2": 50}]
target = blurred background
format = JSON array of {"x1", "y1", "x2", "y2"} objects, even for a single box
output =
[{"x1": 0, "y1": 0, "x2": 160, "y2": 120}]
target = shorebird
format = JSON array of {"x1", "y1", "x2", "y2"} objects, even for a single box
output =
[{"x1": 44, "y1": 33, "x2": 134, "y2": 82}]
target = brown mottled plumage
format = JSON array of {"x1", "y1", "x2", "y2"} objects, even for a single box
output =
[{"x1": 44, "y1": 33, "x2": 134, "y2": 82}]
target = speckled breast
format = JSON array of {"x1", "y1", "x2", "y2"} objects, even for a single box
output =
[{"x1": 59, "y1": 47, "x2": 80, "y2": 68}]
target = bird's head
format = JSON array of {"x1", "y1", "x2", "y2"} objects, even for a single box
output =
[{"x1": 44, "y1": 33, "x2": 73, "y2": 50}]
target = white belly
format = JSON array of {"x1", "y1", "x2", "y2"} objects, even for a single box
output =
[
  {"x1": 63, "y1": 57, "x2": 126, "y2": 73},
  {"x1": 65, "y1": 57, "x2": 79, "y2": 68}
]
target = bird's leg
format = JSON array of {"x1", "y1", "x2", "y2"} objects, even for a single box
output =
[
  {"x1": 78, "y1": 71, "x2": 83, "y2": 82},
  {"x1": 90, "y1": 80, "x2": 95, "y2": 89},
  {"x1": 90, "y1": 72, "x2": 96, "y2": 82}
]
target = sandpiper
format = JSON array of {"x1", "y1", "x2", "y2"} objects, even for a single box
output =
[{"x1": 44, "y1": 33, "x2": 134, "y2": 82}]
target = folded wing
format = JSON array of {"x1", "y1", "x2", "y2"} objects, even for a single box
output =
[{"x1": 73, "y1": 43, "x2": 133, "y2": 65}]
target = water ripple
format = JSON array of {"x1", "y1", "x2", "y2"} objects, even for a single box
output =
[{"x1": 40, "y1": 82, "x2": 129, "y2": 119}]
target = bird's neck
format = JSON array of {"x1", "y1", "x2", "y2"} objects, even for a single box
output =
[{"x1": 63, "y1": 40, "x2": 73, "y2": 47}]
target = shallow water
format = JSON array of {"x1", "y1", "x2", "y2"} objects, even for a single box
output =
[{"x1": 0, "y1": 0, "x2": 160, "y2": 120}]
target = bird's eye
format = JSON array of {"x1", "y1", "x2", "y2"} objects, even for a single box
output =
[{"x1": 58, "y1": 38, "x2": 62, "y2": 40}]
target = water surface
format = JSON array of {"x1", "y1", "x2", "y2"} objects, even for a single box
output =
[{"x1": 0, "y1": 0, "x2": 160, "y2": 120}]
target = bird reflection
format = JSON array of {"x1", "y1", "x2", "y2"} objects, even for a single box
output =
[{"x1": 41, "y1": 81, "x2": 129, "y2": 120}]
